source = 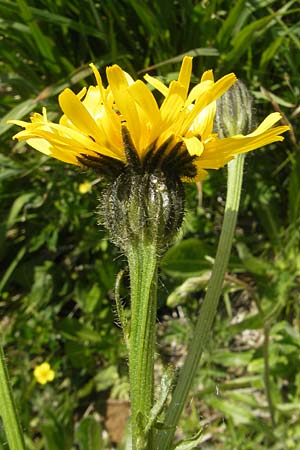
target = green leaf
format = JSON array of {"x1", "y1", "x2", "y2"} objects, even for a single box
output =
[
  {"x1": 27, "y1": 262, "x2": 53, "y2": 307},
  {"x1": 145, "y1": 368, "x2": 173, "y2": 434},
  {"x1": 225, "y1": 15, "x2": 273, "y2": 64},
  {"x1": 75, "y1": 416, "x2": 103, "y2": 450},
  {"x1": 212, "y1": 349, "x2": 254, "y2": 367},
  {"x1": 172, "y1": 428, "x2": 202, "y2": 450},
  {"x1": 94, "y1": 366, "x2": 118, "y2": 392},
  {"x1": 0, "y1": 246, "x2": 26, "y2": 295},
  {"x1": 208, "y1": 397, "x2": 253, "y2": 425},
  {"x1": 260, "y1": 35, "x2": 285, "y2": 69},
  {"x1": 236, "y1": 242, "x2": 272, "y2": 276},
  {"x1": 216, "y1": 0, "x2": 250, "y2": 47},
  {"x1": 166, "y1": 273, "x2": 211, "y2": 307},
  {"x1": 0, "y1": 154, "x2": 23, "y2": 181},
  {"x1": 277, "y1": 402, "x2": 300, "y2": 413},
  {"x1": 75, "y1": 283, "x2": 102, "y2": 314},
  {"x1": 59, "y1": 319, "x2": 103, "y2": 344},
  {"x1": 288, "y1": 153, "x2": 300, "y2": 224},
  {"x1": 161, "y1": 238, "x2": 213, "y2": 278},
  {"x1": 41, "y1": 409, "x2": 73, "y2": 450},
  {"x1": 6, "y1": 192, "x2": 36, "y2": 229},
  {"x1": 228, "y1": 313, "x2": 263, "y2": 334},
  {"x1": 16, "y1": 0, "x2": 56, "y2": 64},
  {"x1": 0, "y1": 99, "x2": 37, "y2": 135}
]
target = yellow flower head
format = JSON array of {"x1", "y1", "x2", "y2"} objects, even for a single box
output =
[
  {"x1": 9, "y1": 57, "x2": 289, "y2": 181},
  {"x1": 33, "y1": 362, "x2": 55, "y2": 385}
]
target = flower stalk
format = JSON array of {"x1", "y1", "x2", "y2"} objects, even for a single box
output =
[
  {"x1": 127, "y1": 239, "x2": 158, "y2": 450},
  {"x1": 156, "y1": 153, "x2": 245, "y2": 450}
]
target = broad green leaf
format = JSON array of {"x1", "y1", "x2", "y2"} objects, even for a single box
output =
[
  {"x1": 236, "y1": 242, "x2": 272, "y2": 276},
  {"x1": 208, "y1": 397, "x2": 253, "y2": 425},
  {"x1": 212, "y1": 349, "x2": 254, "y2": 367},
  {"x1": 228, "y1": 313, "x2": 263, "y2": 334},
  {"x1": 161, "y1": 238, "x2": 214, "y2": 278},
  {"x1": 75, "y1": 283, "x2": 102, "y2": 314}
]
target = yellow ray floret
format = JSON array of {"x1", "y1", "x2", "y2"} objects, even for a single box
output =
[{"x1": 9, "y1": 56, "x2": 289, "y2": 182}]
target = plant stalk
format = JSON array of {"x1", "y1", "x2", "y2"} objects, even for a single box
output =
[
  {"x1": 0, "y1": 342, "x2": 26, "y2": 450},
  {"x1": 127, "y1": 239, "x2": 158, "y2": 450},
  {"x1": 156, "y1": 154, "x2": 245, "y2": 450},
  {"x1": 263, "y1": 322, "x2": 276, "y2": 427}
]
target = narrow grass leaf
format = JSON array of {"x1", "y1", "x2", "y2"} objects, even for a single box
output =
[
  {"x1": 16, "y1": 0, "x2": 56, "y2": 63},
  {"x1": 0, "y1": 99, "x2": 37, "y2": 135}
]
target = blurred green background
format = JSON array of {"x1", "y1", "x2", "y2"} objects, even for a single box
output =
[{"x1": 0, "y1": 0, "x2": 300, "y2": 449}]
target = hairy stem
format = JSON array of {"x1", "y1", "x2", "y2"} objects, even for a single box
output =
[{"x1": 127, "y1": 239, "x2": 158, "y2": 450}]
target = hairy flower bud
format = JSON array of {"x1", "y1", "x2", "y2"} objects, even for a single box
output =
[
  {"x1": 99, "y1": 169, "x2": 185, "y2": 254},
  {"x1": 214, "y1": 80, "x2": 255, "y2": 137}
]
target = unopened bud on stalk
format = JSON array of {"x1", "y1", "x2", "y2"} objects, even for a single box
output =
[{"x1": 214, "y1": 80, "x2": 255, "y2": 137}]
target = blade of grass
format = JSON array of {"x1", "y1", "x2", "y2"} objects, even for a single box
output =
[{"x1": 16, "y1": 0, "x2": 56, "y2": 64}]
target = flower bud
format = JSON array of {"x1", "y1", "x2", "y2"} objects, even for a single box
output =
[
  {"x1": 214, "y1": 80, "x2": 255, "y2": 137},
  {"x1": 99, "y1": 169, "x2": 185, "y2": 254}
]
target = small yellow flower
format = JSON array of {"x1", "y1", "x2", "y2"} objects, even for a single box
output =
[
  {"x1": 9, "y1": 57, "x2": 289, "y2": 181},
  {"x1": 78, "y1": 181, "x2": 92, "y2": 194},
  {"x1": 33, "y1": 362, "x2": 55, "y2": 385}
]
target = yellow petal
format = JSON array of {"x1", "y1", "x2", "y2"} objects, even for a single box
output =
[
  {"x1": 59, "y1": 88, "x2": 103, "y2": 141},
  {"x1": 183, "y1": 136, "x2": 204, "y2": 156},
  {"x1": 212, "y1": 73, "x2": 237, "y2": 101},
  {"x1": 181, "y1": 74, "x2": 236, "y2": 134},
  {"x1": 127, "y1": 80, "x2": 162, "y2": 150},
  {"x1": 247, "y1": 112, "x2": 282, "y2": 136},
  {"x1": 204, "y1": 125, "x2": 290, "y2": 161},
  {"x1": 178, "y1": 56, "x2": 192, "y2": 98},
  {"x1": 90, "y1": 63, "x2": 103, "y2": 89},
  {"x1": 144, "y1": 74, "x2": 169, "y2": 97},
  {"x1": 26, "y1": 138, "x2": 80, "y2": 165},
  {"x1": 201, "y1": 70, "x2": 214, "y2": 82},
  {"x1": 190, "y1": 102, "x2": 216, "y2": 139},
  {"x1": 160, "y1": 80, "x2": 186, "y2": 125},
  {"x1": 185, "y1": 80, "x2": 213, "y2": 106},
  {"x1": 106, "y1": 65, "x2": 141, "y2": 150}
]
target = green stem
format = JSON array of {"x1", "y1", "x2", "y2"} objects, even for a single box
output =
[
  {"x1": 0, "y1": 342, "x2": 26, "y2": 450},
  {"x1": 263, "y1": 322, "x2": 276, "y2": 427},
  {"x1": 253, "y1": 296, "x2": 276, "y2": 427},
  {"x1": 156, "y1": 154, "x2": 245, "y2": 450},
  {"x1": 127, "y1": 239, "x2": 158, "y2": 450}
]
